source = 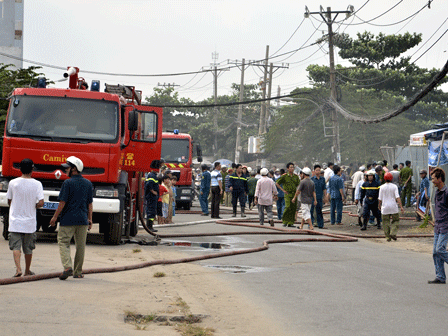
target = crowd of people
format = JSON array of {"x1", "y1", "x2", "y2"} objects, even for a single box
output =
[
  {"x1": 194, "y1": 159, "x2": 430, "y2": 237},
  {"x1": 5, "y1": 155, "x2": 448, "y2": 285}
]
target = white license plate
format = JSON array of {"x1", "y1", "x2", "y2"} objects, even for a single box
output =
[
  {"x1": 180, "y1": 196, "x2": 190, "y2": 200},
  {"x1": 43, "y1": 202, "x2": 59, "y2": 210}
]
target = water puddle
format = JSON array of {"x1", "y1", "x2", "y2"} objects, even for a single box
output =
[
  {"x1": 160, "y1": 241, "x2": 231, "y2": 249},
  {"x1": 204, "y1": 265, "x2": 268, "y2": 274}
]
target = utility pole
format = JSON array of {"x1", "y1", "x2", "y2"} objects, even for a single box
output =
[
  {"x1": 232, "y1": 58, "x2": 246, "y2": 164},
  {"x1": 157, "y1": 82, "x2": 179, "y2": 88},
  {"x1": 277, "y1": 86, "x2": 281, "y2": 107},
  {"x1": 265, "y1": 63, "x2": 274, "y2": 133},
  {"x1": 212, "y1": 52, "x2": 219, "y2": 158},
  {"x1": 202, "y1": 52, "x2": 229, "y2": 158},
  {"x1": 305, "y1": 5, "x2": 354, "y2": 164},
  {"x1": 259, "y1": 46, "x2": 269, "y2": 136},
  {"x1": 252, "y1": 46, "x2": 289, "y2": 135}
]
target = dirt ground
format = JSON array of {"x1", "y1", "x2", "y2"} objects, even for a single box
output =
[
  {"x1": 319, "y1": 204, "x2": 434, "y2": 254},
  {"x1": 0, "y1": 225, "x2": 287, "y2": 336},
  {"x1": 0, "y1": 206, "x2": 435, "y2": 336}
]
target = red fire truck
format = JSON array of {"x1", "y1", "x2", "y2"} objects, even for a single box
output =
[
  {"x1": 161, "y1": 131, "x2": 202, "y2": 210},
  {"x1": 0, "y1": 67, "x2": 163, "y2": 244}
]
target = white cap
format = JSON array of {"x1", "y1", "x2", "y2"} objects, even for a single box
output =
[
  {"x1": 302, "y1": 167, "x2": 312, "y2": 176},
  {"x1": 260, "y1": 168, "x2": 269, "y2": 176},
  {"x1": 359, "y1": 165, "x2": 366, "y2": 171},
  {"x1": 247, "y1": 167, "x2": 253, "y2": 173},
  {"x1": 62, "y1": 156, "x2": 84, "y2": 172}
]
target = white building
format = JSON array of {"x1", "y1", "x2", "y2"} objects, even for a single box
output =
[{"x1": 0, "y1": 0, "x2": 23, "y2": 69}]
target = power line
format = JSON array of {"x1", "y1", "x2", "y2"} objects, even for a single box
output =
[
  {"x1": 409, "y1": 16, "x2": 448, "y2": 60},
  {"x1": 352, "y1": 9, "x2": 420, "y2": 27},
  {"x1": 330, "y1": 58, "x2": 448, "y2": 124},
  {"x1": 276, "y1": 21, "x2": 324, "y2": 63},
  {"x1": 334, "y1": 0, "x2": 371, "y2": 24},
  {"x1": 339, "y1": 0, "x2": 404, "y2": 26},
  {"x1": 145, "y1": 92, "x2": 306, "y2": 109},
  {"x1": 411, "y1": 29, "x2": 448, "y2": 64},
  {"x1": 270, "y1": 17, "x2": 306, "y2": 57},
  {"x1": 2, "y1": 37, "x2": 319, "y2": 79}
]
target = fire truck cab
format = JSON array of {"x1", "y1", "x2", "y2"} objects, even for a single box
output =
[
  {"x1": 161, "y1": 131, "x2": 202, "y2": 210},
  {"x1": 0, "y1": 67, "x2": 163, "y2": 244}
]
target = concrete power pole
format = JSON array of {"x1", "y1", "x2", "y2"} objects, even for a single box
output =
[
  {"x1": 264, "y1": 63, "x2": 274, "y2": 133},
  {"x1": 234, "y1": 59, "x2": 245, "y2": 164},
  {"x1": 202, "y1": 52, "x2": 228, "y2": 158},
  {"x1": 213, "y1": 63, "x2": 218, "y2": 156},
  {"x1": 305, "y1": 5, "x2": 354, "y2": 164},
  {"x1": 253, "y1": 46, "x2": 289, "y2": 135},
  {"x1": 259, "y1": 46, "x2": 269, "y2": 136}
]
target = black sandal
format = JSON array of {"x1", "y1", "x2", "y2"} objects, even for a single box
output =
[
  {"x1": 73, "y1": 274, "x2": 84, "y2": 278},
  {"x1": 59, "y1": 268, "x2": 73, "y2": 280}
]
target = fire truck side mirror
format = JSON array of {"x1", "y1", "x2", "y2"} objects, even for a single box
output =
[
  {"x1": 128, "y1": 110, "x2": 138, "y2": 132},
  {"x1": 196, "y1": 144, "x2": 203, "y2": 162}
]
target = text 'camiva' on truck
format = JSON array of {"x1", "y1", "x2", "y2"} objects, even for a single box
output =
[
  {"x1": 161, "y1": 130, "x2": 202, "y2": 210},
  {"x1": 0, "y1": 67, "x2": 163, "y2": 244}
]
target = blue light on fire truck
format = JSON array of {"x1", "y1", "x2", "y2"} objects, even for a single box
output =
[
  {"x1": 91, "y1": 80, "x2": 100, "y2": 92},
  {"x1": 174, "y1": 129, "x2": 179, "y2": 134},
  {"x1": 37, "y1": 77, "x2": 46, "y2": 88}
]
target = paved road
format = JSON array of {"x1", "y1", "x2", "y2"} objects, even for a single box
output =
[
  {"x1": 156, "y1": 205, "x2": 448, "y2": 336},
  {"x1": 1, "y1": 202, "x2": 447, "y2": 335}
]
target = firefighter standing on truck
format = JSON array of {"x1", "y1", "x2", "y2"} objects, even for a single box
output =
[
  {"x1": 229, "y1": 164, "x2": 249, "y2": 218},
  {"x1": 145, "y1": 168, "x2": 159, "y2": 233}
]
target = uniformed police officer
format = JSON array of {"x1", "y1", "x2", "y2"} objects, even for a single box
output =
[
  {"x1": 276, "y1": 162, "x2": 300, "y2": 227},
  {"x1": 360, "y1": 170, "x2": 381, "y2": 231},
  {"x1": 229, "y1": 164, "x2": 249, "y2": 217}
]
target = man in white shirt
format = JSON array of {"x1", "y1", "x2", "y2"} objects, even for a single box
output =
[
  {"x1": 324, "y1": 162, "x2": 334, "y2": 189},
  {"x1": 254, "y1": 168, "x2": 278, "y2": 226},
  {"x1": 6, "y1": 159, "x2": 44, "y2": 277},
  {"x1": 378, "y1": 172, "x2": 404, "y2": 241},
  {"x1": 351, "y1": 165, "x2": 365, "y2": 200},
  {"x1": 210, "y1": 162, "x2": 223, "y2": 219}
]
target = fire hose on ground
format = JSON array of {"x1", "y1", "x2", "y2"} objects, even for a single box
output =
[
  {"x1": 0, "y1": 206, "x2": 431, "y2": 286},
  {"x1": 0, "y1": 214, "x2": 432, "y2": 285}
]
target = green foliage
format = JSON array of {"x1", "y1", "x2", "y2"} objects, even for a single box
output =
[
  {"x1": 265, "y1": 85, "x2": 423, "y2": 165},
  {"x1": 145, "y1": 84, "x2": 261, "y2": 160},
  {"x1": 335, "y1": 31, "x2": 422, "y2": 69},
  {"x1": 264, "y1": 31, "x2": 448, "y2": 165}
]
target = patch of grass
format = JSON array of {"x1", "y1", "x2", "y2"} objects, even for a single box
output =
[
  {"x1": 124, "y1": 311, "x2": 156, "y2": 328},
  {"x1": 153, "y1": 272, "x2": 166, "y2": 278},
  {"x1": 175, "y1": 324, "x2": 215, "y2": 336},
  {"x1": 185, "y1": 314, "x2": 202, "y2": 324},
  {"x1": 175, "y1": 297, "x2": 190, "y2": 314},
  {"x1": 132, "y1": 248, "x2": 142, "y2": 253},
  {"x1": 418, "y1": 215, "x2": 430, "y2": 228},
  {"x1": 124, "y1": 299, "x2": 213, "y2": 335}
]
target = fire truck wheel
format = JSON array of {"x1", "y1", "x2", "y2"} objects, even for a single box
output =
[
  {"x1": 2, "y1": 213, "x2": 9, "y2": 240},
  {"x1": 105, "y1": 212, "x2": 123, "y2": 245}
]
